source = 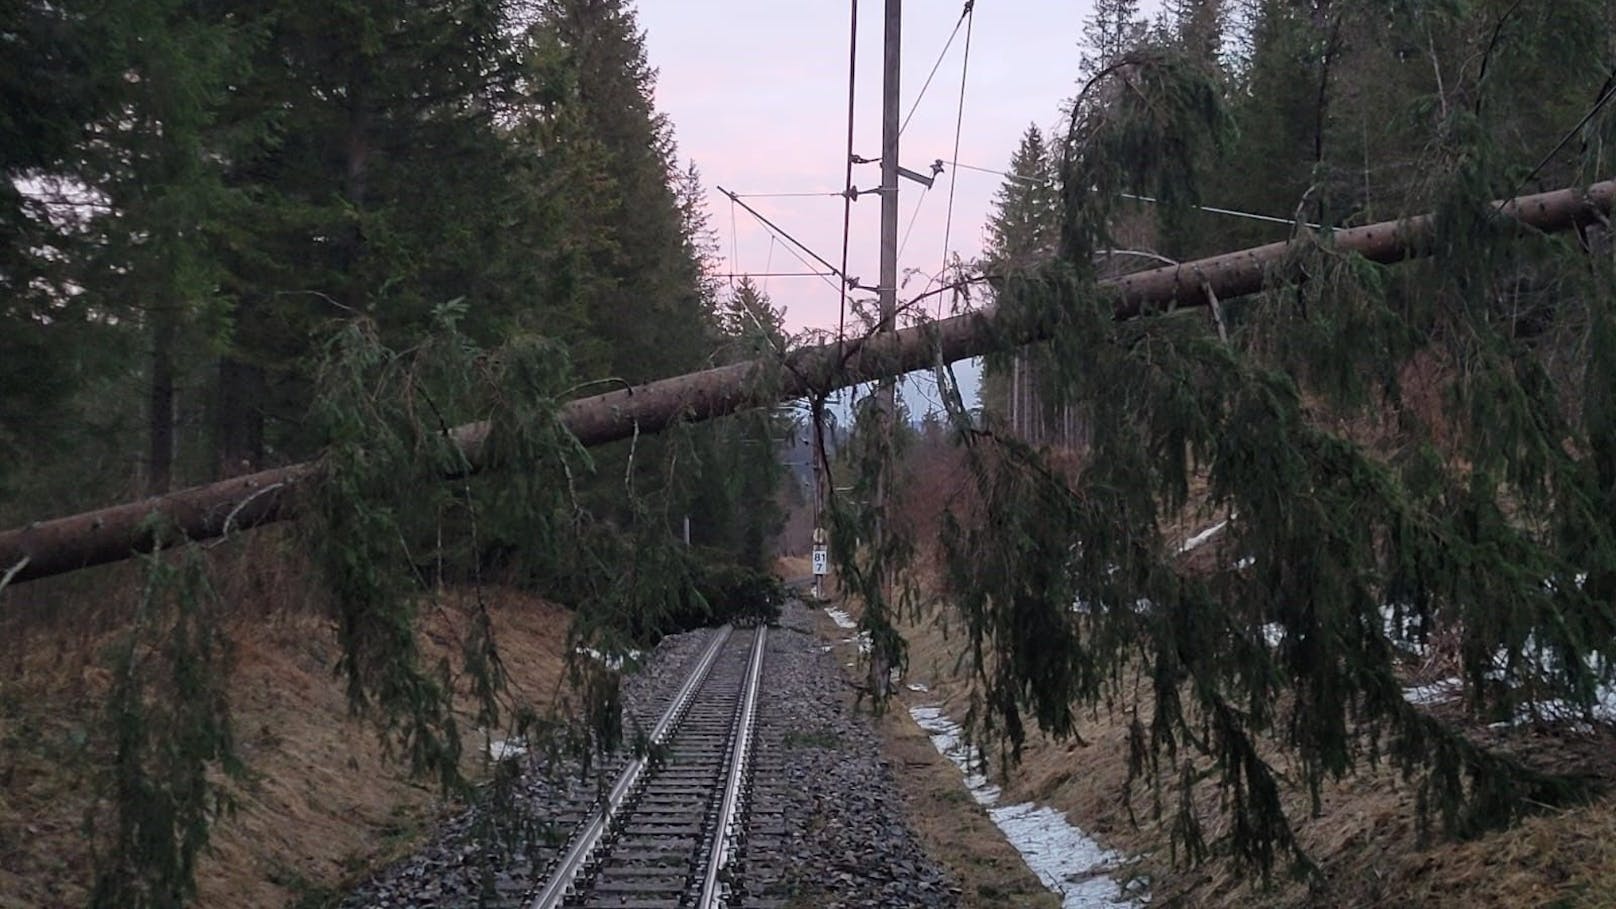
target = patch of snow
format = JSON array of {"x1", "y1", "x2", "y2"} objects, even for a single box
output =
[
  {"x1": 575, "y1": 646, "x2": 642, "y2": 670},
  {"x1": 1380, "y1": 603, "x2": 1429, "y2": 656},
  {"x1": 1489, "y1": 670, "x2": 1616, "y2": 731},
  {"x1": 1541, "y1": 572, "x2": 1589, "y2": 594},
  {"x1": 907, "y1": 681, "x2": 930, "y2": 693},
  {"x1": 1396, "y1": 644, "x2": 1616, "y2": 732},
  {"x1": 910, "y1": 705, "x2": 1142, "y2": 907},
  {"x1": 1261, "y1": 623, "x2": 1284, "y2": 648},
  {"x1": 1177, "y1": 519, "x2": 1229, "y2": 554},
  {"x1": 1402, "y1": 678, "x2": 1462, "y2": 707},
  {"x1": 1233, "y1": 555, "x2": 1255, "y2": 570},
  {"x1": 824, "y1": 606, "x2": 857, "y2": 629},
  {"x1": 486, "y1": 736, "x2": 527, "y2": 761}
]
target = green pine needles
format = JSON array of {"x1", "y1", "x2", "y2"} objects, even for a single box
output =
[
  {"x1": 300, "y1": 303, "x2": 762, "y2": 837},
  {"x1": 89, "y1": 543, "x2": 240, "y2": 909},
  {"x1": 913, "y1": 46, "x2": 1616, "y2": 881},
  {"x1": 824, "y1": 393, "x2": 917, "y2": 709}
]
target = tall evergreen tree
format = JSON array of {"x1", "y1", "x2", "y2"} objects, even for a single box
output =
[
  {"x1": 203, "y1": 0, "x2": 534, "y2": 474},
  {"x1": 978, "y1": 125, "x2": 1061, "y2": 433},
  {"x1": 524, "y1": 0, "x2": 712, "y2": 385},
  {"x1": 1165, "y1": 0, "x2": 1226, "y2": 72},
  {"x1": 1081, "y1": 0, "x2": 1147, "y2": 80},
  {"x1": 0, "y1": 1, "x2": 122, "y2": 501},
  {"x1": 686, "y1": 278, "x2": 789, "y2": 569}
]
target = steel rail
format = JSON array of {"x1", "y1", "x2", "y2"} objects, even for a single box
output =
[
  {"x1": 527, "y1": 625, "x2": 733, "y2": 909},
  {"x1": 698, "y1": 624, "x2": 768, "y2": 908}
]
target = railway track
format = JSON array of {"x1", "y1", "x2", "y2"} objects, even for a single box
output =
[{"x1": 529, "y1": 623, "x2": 768, "y2": 909}]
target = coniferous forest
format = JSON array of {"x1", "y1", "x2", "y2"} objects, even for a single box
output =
[{"x1": 5, "y1": 0, "x2": 1616, "y2": 906}]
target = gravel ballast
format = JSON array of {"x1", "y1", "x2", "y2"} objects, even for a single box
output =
[{"x1": 340, "y1": 602, "x2": 959, "y2": 908}]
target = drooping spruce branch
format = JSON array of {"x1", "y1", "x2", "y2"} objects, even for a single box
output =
[
  {"x1": 88, "y1": 542, "x2": 240, "y2": 909},
  {"x1": 823, "y1": 389, "x2": 917, "y2": 711},
  {"x1": 926, "y1": 45, "x2": 1616, "y2": 880}
]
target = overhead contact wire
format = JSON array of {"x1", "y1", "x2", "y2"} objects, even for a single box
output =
[
  {"x1": 937, "y1": 1, "x2": 974, "y2": 317},
  {"x1": 720, "y1": 186, "x2": 849, "y2": 292},
  {"x1": 837, "y1": 0, "x2": 859, "y2": 349},
  {"x1": 729, "y1": 197, "x2": 740, "y2": 290},
  {"x1": 898, "y1": 2, "x2": 971, "y2": 138},
  {"x1": 898, "y1": 186, "x2": 931, "y2": 259},
  {"x1": 731, "y1": 191, "x2": 846, "y2": 199},
  {"x1": 761, "y1": 226, "x2": 842, "y2": 295}
]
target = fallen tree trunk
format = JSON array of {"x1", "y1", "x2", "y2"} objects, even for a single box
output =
[{"x1": 2, "y1": 180, "x2": 1611, "y2": 585}]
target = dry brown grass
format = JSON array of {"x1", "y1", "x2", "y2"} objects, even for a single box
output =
[
  {"x1": 890, "y1": 591, "x2": 1616, "y2": 909},
  {"x1": 772, "y1": 555, "x2": 811, "y2": 581},
  {"x1": 873, "y1": 706, "x2": 1060, "y2": 908},
  {"x1": 0, "y1": 537, "x2": 574, "y2": 909}
]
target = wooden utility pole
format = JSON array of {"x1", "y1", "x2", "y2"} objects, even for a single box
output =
[
  {"x1": 870, "y1": 0, "x2": 902, "y2": 699},
  {"x1": 1, "y1": 180, "x2": 1611, "y2": 586}
]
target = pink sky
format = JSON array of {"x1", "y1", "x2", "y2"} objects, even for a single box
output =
[{"x1": 636, "y1": 1, "x2": 1155, "y2": 334}]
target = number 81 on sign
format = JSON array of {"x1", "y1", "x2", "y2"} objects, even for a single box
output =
[{"x1": 811, "y1": 546, "x2": 828, "y2": 576}]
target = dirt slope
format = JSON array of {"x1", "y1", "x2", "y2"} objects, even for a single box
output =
[
  {"x1": 891, "y1": 597, "x2": 1616, "y2": 908},
  {"x1": 0, "y1": 570, "x2": 571, "y2": 909}
]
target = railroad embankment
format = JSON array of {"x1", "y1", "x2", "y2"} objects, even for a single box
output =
[
  {"x1": 0, "y1": 548, "x2": 573, "y2": 909},
  {"x1": 869, "y1": 584, "x2": 1616, "y2": 908}
]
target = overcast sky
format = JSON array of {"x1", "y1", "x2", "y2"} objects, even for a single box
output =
[{"x1": 635, "y1": 1, "x2": 1161, "y2": 411}]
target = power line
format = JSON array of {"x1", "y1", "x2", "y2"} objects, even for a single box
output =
[
  {"x1": 720, "y1": 186, "x2": 855, "y2": 293},
  {"x1": 762, "y1": 235, "x2": 777, "y2": 294},
  {"x1": 728, "y1": 197, "x2": 740, "y2": 290},
  {"x1": 1120, "y1": 192, "x2": 1321, "y2": 230},
  {"x1": 897, "y1": 185, "x2": 931, "y2": 258},
  {"x1": 936, "y1": 2, "x2": 975, "y2": 318},
  {"x1": 837, "y1": 0, "x2": 860, "y2": 345},
  {"x1": 898, "y1": 2, "x2": 972, "y2": 137},
  {"x1": 1500, "y1": 62, "x2": 1616, "y2": 211},
  {"x1": 946, "y1": 159, "x2": 1019, "y2": 180},
  {"x1": 730, "y1": 191, "x2": 845, "y2": 199},
  {"x1": 716, "y1": 272, "x2": 836, "y2": 279},
  {"x1": 722, "y1": 188, "x2": 845, "y2": 296}
]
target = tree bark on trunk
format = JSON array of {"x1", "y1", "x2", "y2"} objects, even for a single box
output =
[
  {"x1": 214, "y1": 353, "x2": 265, "y2": 478},
  {"x1": 148, "y1": 308, "x2": 176, "y2": 495}
]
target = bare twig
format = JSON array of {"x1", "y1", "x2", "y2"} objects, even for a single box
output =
[
  {"x1": 1473, "y1": 0, "x2": 1526, "y2": 116},
  {"x1": 624, "y1": 420, "x2": 640, "y2": 492},
  {"x1": 0, "y1": 556, "x2": 30, "y2": 595},
  {"x1": 1203, "y1": 280, "x2": 1230, "y2": 345},
  {"x1": 204, "y1": 482, "x2": 288, "y2": 549},
  {"x1": 1099, "y1": 248, "x2": 1180, "y2": 269},
  {"x1": 563, "y1": 376, "x2": 633, "y2": 400}
]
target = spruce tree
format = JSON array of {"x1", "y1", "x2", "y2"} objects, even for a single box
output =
[
  {"x1": 1164, "y1": 0, "x2": 1225, "y2": 72},
  {"x1": 1081, "y1": 0, "x2": 1147, "y2": 80},
  {"x1": 691, "y1": 278, "x2": 789, "y2": 570},
  {"x1": 0, "y1": 0, "x2": 122, "y2": 500},
  {"x1": 202, "y1": 0, "x2": 534, "y2": 473},
  {"x1": 978, "y1": 125, "x2": 1061, "y2": 436},
  {"x1": 524, "y1": 0, "x2": 713, "y2": 384}
]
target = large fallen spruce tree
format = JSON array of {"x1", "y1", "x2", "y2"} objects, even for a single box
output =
[{"x1": 1, "y1": 179, "x2": 1610, "y2": 584}]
